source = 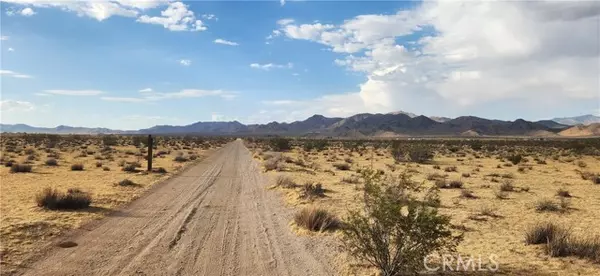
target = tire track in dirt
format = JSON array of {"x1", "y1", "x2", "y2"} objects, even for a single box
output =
[{"x1": 16, "y1": 140, "x2": 335, "y2": 276}]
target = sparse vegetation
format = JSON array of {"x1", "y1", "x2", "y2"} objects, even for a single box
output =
[
  {"x1": 35, "y1": 187, "x2": 92, "y2": 210},
  {"x1": 70, "y1": 163, "x2": 84, "y2": 171},
  {"x1": 294, "y1": 207, "x2": 339, "y2": 232},
  {"x1": 10, "y1": 163, "x2": 32, "y2": 173}
]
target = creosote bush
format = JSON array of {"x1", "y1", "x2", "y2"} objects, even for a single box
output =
[
  {"x1": 70, "y1": 163, "x2": 84, "y2": 171},
  {"x1": 341, "y1": 169, "x2": 459, "y2": 276},
  {"x1": 300, "y1": 182, "x2": 324, "y2": 199},
  {"x1": 117, "y1": 179, "x2": 137, "y2": 187},
  {"x1": 11, "y1": 163, "x2": 32, "y2": 173},
  {"x1": 35, "y1": 187, "x2": 92, "y2": 210},
  {"x1": 45, "y1": 158, "x2": 58, "y2": 166},
  {"x1": 294, "y1": 207, "x2": 340, "y2": 232}
]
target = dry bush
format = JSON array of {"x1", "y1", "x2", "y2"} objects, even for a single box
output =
[
  {"x1": 448, "y1": 180, "x2": 463, "y2": 189},
  {"x1": 300, "y1": 183, "x2": 324, "y2": 199},
  {"x1": 427, "y1": 172, "x2": 446, "y2": 181},
  {"x1": 95, "y1": 161, "x2": 103, "y2": 168},
  {"x1": 342, "y1": 175, "x2": 361, "y2": 184},
  {"x1": 275, "y1": 175, "x2": 297, "y2": 188},
  {"x1": 535, "y1": 198, "x2": 569, "y2": 213},
  {"x1": 460, "y1": 189, "x2": 477, "y2": 199},
  {"x1": 11, "y1": 164, "x2": 32, "y2": 173},
  {"x1": 264, "y1": 158, "x2": 280, "y2": 171},
  {"x1": 152, "y1": 167, "x2": 167, "y2": 174},
  {"x1": 71, "y1": 163, "x2": 84, "y2": 171},
  {"x1": 174, "y1": 155, "x2": 188, "y2": 162},
  {"x1": 103, "y1": 166, "x2": 111, "y2": 171},
  {"x1": 500, "y1": 180, "x2": 515, "y2": 192},
  {"x1": 333, "y1": 163, "x2": 351, "y2": 171},
  {"x1": 45, "y1": 158, "x2": 58, "y2": 166},
  {"x1": 294, "y1": 207, "x2": 339, "y2": 232},
  {"x1": 495, "y1": 190, "x2": 509, "y2": 199},
  {"x1": 534, "y1": 226, "x2": 600, "y2": 262},
  {"x1": 117, "y1": 179, "x2": 138, "y2": 187},
  {"x1": 525, "y1": 222, "x2": 566, "y2": 245},
  {"x1": 122, "y1": 164, "x2": 138, "y2": 173},
  {"x1": 461, "y1": 172, "x2": 471, "y2": 178},
  {"x1": 556, "y1": 188, "x2": 571, "y2": 198},
  {"x1": 507, "y1": 154, "x2": 523, "y2": 165},
  {"x1": 35, "y1": 187, "x2": 91, "y2": 210},
  {"x1": 577, "y1": 160, "x2": 587, "y2": 168},
  {"x1": 444, "y1": 166, "x2": 457, "y2": 172}
]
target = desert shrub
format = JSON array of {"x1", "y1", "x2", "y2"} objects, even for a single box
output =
[
  {"x1": 535, "y1": 199, "x2": 562, "y2": 212},
  {"x1": 174, "y1": 155, "x2": 188, "y2": 162},
  {"x1": 45, "y1": 158, "x2": 58, "y2": 166},
  {"x1": 11, "y1": 164, "x2": 32, "y2": 173},
  {"x1": 294, "y1": 207, "x2": 339, "y2": 232},
  {"x1": 303, "y1": 140, "x2": 329, "y2": 152},
  {"x1": 460, "y1": 189, "x2": 477, "y2": 199},
  {"x1": 152, "y1": 167, "x2": 167, "y2": 174},
  {"x1": 117, "y1": 179, "x2": 137, "y2": 187},
  {"x1": 4, "y1": 160, "x2": 15, "y2": 167},
  {"x1": 501, "y1": 173, "x2": 514, "y2": 179},
  {"x1": 495, "y1": 190, "x2": 509, "y2": 199},
  {"x1": 444, "y1": 166, "x2": 457, "y2": 172},
  {"x1": 275, "y1": 175, "x2": 296, "y2": 188},
  {"x1": 189, "y1": 154, "x2": 198, "y2": 161},
  {"x1": 507, "y1": 154, "x2": 523, "y2": 165},
  {"x1": 71, "y1": 163, "x2": 84, "y2": 171},
  {"x1": 342, "y1": 175, "x2": 361, "y2": 184},
  {"x1": 102, "y1": 166, "x2": 111, "y2": 171},
  {"x1": 544, "y1": 229, "x2": 600, "y2": 262},
  {"x1": 264, "y1": 158, "x2": 280, "y2": 171},
  {"x1": 391, "y1": 142, "x2": 433, "y2": 164},
  {"x1": 300, "y1": 183, "x2": 324, "y2": 199},
  {"x1": 341, "y1": 169, "x2": 458, "y2": 276},
  {"x1": 577, "y1": 161, "x2": 587, "y2": 168},
  {"x1": 333, "y1": 163, "x2": 351, "y2": 171},
  {"x1": 35, "y1": 187, "x2": 91, "y2": 210},
  {"x1": 525, "y1": 222, "x2": 565, "y2": 245},
  {"x1": 95, "y1": 161, "x2": 103, "y2": 168},
  {"x1": 500, "y1": 180, "x2": 515, "y2": 192},
  {"x1": 122, "y1": 164, "x2": 138, "y2": 172},
  {"x1": 461, "y1": 172, "x2": 471, "y2": 178},
  {"x1": 427, "y1": 172, "x2": 446, "y2": 181},
  {"x1": 270, "y1": 138, "x2": 291, "y2": 152},
  {"x1": 556, "y1": 188, "x2": 571, "y2": 198}
]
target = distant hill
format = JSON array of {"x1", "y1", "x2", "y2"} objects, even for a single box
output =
[
  {"x1": 559, "y1": 123, "x2": 600, "y2": 137},
  {"x1": 4, "y1": 112, "x2": 593, "y2": 137},
  {"x1": 552, "y1": 114, "x2": 600, "y2": 126},
  {"x1": 0, "y1": 124, "x2": 126, "y2": 134}
]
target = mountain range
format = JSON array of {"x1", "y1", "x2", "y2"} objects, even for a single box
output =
[{"x1": 1, "y1": 113, "x2": 599, "y2": 137}]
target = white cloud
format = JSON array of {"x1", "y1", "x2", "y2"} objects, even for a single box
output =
[
  {"x1": 137, "y1": 2, "x2": 206, "y2": 31},
  {"x1": 277, "y1": 18, "x2": 294, "y2": 25},
  {"x1": 100, "y1": 89, "x2": 235, "y2": 103},
  {"x1": 0, "y1": 100, "x2": 36, "y2": 112},
  {"x1": 211, "y1": 113, "x2": 239, "y2": 122},
  {"x1": 179, "y1": 59, "x2": 191, "y2": 66},
  {"x1": 7, "y1": 48, "x2": 15, "y2": 52},
  {"x1": 280, "y1": 0, "x2": 285, "y2": 7},
  {"x1": 139, "y1": 88, "x2": 153, "y2": 93},
  {"x1": 0, "y1": 70, "x2": 33, "y2": 79},
  {"x1": 267, "y1": 0, "x2": 600, "y2": 119},
  {"x1": 0, "y1": 36, "x2": 8, "y2": 40},
  {"x1": 43, "y1": 89, "x2": 104, "y2": 96},
  {"x1": 250, "y1": 62, "x2": 293, "y2": 70},
  {"x1": 214, "y1": 38, "x2": 239, "y2": 46},
  {"x1": 202, "y1": 14, "x2": 217, "y2": 20},
  {"x1": 100, "y1": 96, "x2": 148, "y2": 102},
  {"x1": 20, "y1": 7, "x2": 36, "y2": 16}
]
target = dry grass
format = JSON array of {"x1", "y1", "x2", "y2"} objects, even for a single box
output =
[
  {"x1": 294, "y1": 207, "x2": 339, "y2": 232},
  {"x1": 252, "y1": 142, "x2": 600, "y2": 275},
  {"x1": 0, "y1": 135, "x2": 220, "y2": 272}
]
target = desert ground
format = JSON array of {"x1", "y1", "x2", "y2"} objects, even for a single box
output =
[
  {"x1": 247, "y1": 138, "x2": 600, "y2": 275},
  {"x1": 1, "y1": 134, "x2": 599, "y2": 275},
  {"x1": 0, "y1": 134, "x2": 228, "y2": 274}
]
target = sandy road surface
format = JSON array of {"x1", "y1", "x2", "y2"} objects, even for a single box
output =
[{"x1": 16, "y1": 140, "x2": 335, "y2": 276}]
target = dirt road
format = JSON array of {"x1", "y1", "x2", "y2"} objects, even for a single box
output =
[{"x1": 17, "y1": 140, "x2": 335, "y2": 276}]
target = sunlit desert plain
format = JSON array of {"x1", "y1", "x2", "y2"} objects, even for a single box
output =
[
  {"x1": 247, "y1": 138, "x2": 600, "y2": 275},
  {"x1": 0, "y1": 134, "x2": 228, "y2": 274}
]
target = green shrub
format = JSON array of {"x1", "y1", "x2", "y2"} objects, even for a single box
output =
[
  {"x1": 270, "y1": 137, "x2": 291, "y2": 152},
  {"x1": 507, "y1": 154, "x2": 523, "y2": 165},
  {"x1": 341, "y1": 169, "x2": 458, "y2": 276}
]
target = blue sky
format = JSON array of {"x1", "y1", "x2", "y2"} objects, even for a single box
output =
[{"x1": 1, "y1": 1, "x2": 598, "y2": 129}]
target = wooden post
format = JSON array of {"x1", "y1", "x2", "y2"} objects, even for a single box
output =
[{"x1": 147, "y1": 135, "x2": 153, "y2": 172}]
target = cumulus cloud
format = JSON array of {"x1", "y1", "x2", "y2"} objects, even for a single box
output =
[
  {"x1": 7, "y1": 48, "x2": 15, "y2": 52},
  {"x1": 250, "y1": 62, "x2": 293, "y2": 70},
  {"x1": 0, "y1": 100, "x2": 36, "y2": 112},
  {"x1": 202, "y1": 14, "x2": 217, "y2": 20},
  {"x1": 0, "y1": 70, "x2": 33, "y2": 78},
  {"x1": 137, "y1": 2, "x2": 207, "y2": 31},
  {"x1": 214, "y1": 39, "x2": 239, "y2": 46},
  {"x1": 20, "y1": 7, "x2": 35, "y2": 16},
  {"x1": 139, "y1": 88, "x2": 153, "y2": 93},
  {"x1": 265, "y1": 0, "x2": 600, "y2": 120}
]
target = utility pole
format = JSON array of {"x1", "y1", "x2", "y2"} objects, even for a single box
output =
[{"x1": 147, "y1": 135, "x2": 153, "y2": 172}]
